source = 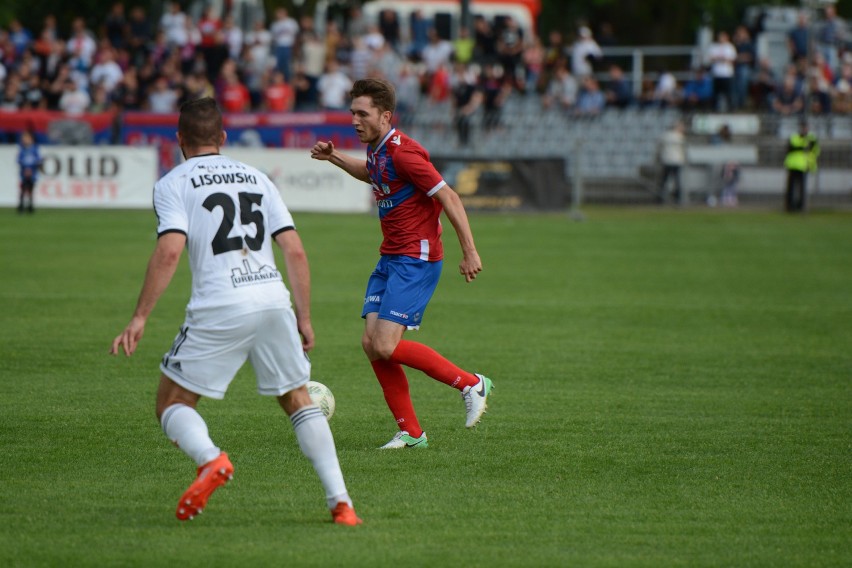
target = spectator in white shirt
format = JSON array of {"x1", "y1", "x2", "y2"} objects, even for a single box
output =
[
  {"x1": 270, "y1": 7, "x2": 299, "y2": 81},
  {"x1": 571, "y1": 26, "x2": 602, "y2": 79},
  {"x1": 66, "y1": 18, "x2": 97, "y2": 73},
  {"x1": 147, "y1": 75, "x2": 179, "y2": 112},
  {"x1": 317, "y1": 59, "x2": 353, "y2": 111},
  {"x1": 542, "y1": 62, "x2": 578, "y2": 110},
  {"x1": 245, "y1": 19, "x2": 272, "y2": 67},
  {"x1": 58, "y1": 78, "x2": 91, "y2": 115},
  {"x1": 421, "y1": 27, "x2": 454, "y2": 75},
  {"x1": 348, "y1": 36, "x2": 373, "y2": 81},
  {"x1": 362, "y1": 24, "x2": 386, "y2": 51},
  {"x1": 160, "y1": 1, "x2": 188, "y2": 48},
  {"x1": 653, "y1": 70, "x2": 679, "y2": 108},
  {"x1": 707, "y1": 30, "x2": 736, "y2": 112},
  {"x1": 222, "y1": 14, "x2": 244, "y2": 61},
  {"x1": 89, "y1": 48, "x2": 125, "y2": 94}
]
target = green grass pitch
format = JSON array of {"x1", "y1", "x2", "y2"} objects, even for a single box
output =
[{"x1": 1, "y1": 206, "x2": 850, "y2": 567}]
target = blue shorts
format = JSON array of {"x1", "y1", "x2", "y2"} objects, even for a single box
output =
[{"x1": 362, "y1": 255, "x2": 443, "y2": 329}]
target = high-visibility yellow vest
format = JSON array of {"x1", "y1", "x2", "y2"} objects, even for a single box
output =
[{"x1": 784, "y1": 132, "x2": 820, "y2": 172}]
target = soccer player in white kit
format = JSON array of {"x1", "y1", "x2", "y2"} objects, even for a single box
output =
[{"x1": 110, "y1": 97, "x2": 361, "y2": 525}]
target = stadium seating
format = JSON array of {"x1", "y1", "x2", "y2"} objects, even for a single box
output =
[{"x1": 406, "y1": 93, "x2": 851, "y2": 205}]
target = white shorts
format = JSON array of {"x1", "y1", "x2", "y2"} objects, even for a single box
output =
[{"x1": 159, "y1": 307, "x2": 310, "y2": 399}]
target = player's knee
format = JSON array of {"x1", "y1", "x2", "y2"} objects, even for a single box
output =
[
  {"x1": 362, "y1": 336, "x2": 395, "y2": 360},
  {"x1": 361, "y1": 333, "x2": 376, "y2": 358},
  {"x1": 371, "y1": 337, "x2": 397, "y2": 361}
]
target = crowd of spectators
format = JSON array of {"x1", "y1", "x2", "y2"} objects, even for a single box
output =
[{"x1": 0, "y1": 1, "x2": 850, "y2": 124}]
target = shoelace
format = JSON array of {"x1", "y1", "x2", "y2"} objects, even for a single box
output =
[{"x1": 462, "y1": 388, "x2": 473, "y2": 412}]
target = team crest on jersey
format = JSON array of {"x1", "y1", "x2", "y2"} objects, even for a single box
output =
[
  {"x1": 381, "y1": 183, "x2": 391, "y2": 194},
  {"x1": 230, "y1": 259, "x2": 281, "y2": 288},
  {"x1": 377, "y1": 156, "x2": 388, "y2": 173}
]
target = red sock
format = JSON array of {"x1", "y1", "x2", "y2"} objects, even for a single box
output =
[
  {"x1": 370, "y1": 360, "x2": 423, "y2": 438},
  {"x1": 390, "y1": 340, "x2": 478, "y2": 390}
]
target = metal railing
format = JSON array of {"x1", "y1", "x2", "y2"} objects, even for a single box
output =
[{"x1": 594, "y1": 46, "x2": 705, "y2": 98}]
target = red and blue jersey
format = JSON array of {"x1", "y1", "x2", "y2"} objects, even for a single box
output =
[{"x1": 366, "y1": 128, "x2": 446, "y2": 261}]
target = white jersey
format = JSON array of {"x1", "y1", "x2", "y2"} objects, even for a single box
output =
[{"x1": 154, "y1": 154, "x2": 294, "y2": 315}]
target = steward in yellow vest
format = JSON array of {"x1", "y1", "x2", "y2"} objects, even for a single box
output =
[{"x1": 784, "y1": 121, "x2": 819, "y2": 212}]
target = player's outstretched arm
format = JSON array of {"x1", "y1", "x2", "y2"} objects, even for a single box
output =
[
  {"x1": 433, "y1": 185, "x2": 482, "y2": 283},
  {"x1": 310, "y1": 140, "x2": 370, "y2": 183},
  {"x1": 110, "y1": 232, "x2": 185, "y2": 356},
  {"x1": 275, "y1": 229, "x2": 315, "y2": 352}
]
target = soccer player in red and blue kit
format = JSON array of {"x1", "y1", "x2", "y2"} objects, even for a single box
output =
[{"x1": 311, "y1": 78, "x2": 493, "y2": 449}]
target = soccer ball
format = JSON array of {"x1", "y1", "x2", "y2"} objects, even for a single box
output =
[{"x1": 307, "y1": 381, "x2": 335, "y2": 421}]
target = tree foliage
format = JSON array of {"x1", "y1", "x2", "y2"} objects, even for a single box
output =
[{"x1": 538, "y1": 0, "x2": 812, "y2": 45}]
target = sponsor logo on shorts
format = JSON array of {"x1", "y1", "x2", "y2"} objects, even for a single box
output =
[
  {"x1": 390, "y1": 310, "x2": 409, "y2": 320},
  {"x1": 231, "y1": 259, "x2": 281, "y2": 287},
  {"x1": 365, "y1": 295, "x2": 381, "y2": 304}
]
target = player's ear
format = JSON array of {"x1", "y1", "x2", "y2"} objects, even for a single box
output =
[
  {"x1": 220, "y1": 131, "x2": 227, "y2": 147},
  {"x1": 176, "y1": 132, "x2": 187, "y2": 160}
]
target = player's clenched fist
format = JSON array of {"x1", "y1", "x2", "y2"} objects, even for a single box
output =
[{"x1": 310, "y1": 141, "x2": 334, "y2": 160}]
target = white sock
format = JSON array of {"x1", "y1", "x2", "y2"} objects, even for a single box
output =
[
  {"x1": 161, "y1": 404, "x2": 221, "y2": 467},
  {"x1": 290, "y1": 405, "x2": 352, "y2": 510}
]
